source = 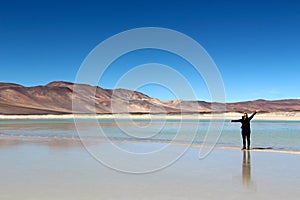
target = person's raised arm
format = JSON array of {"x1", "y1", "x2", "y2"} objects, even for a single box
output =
[
  {"x1": 231, "y1": 119, "x2": 242, "y2": 123},
  {"x1": 248, "y1": 110, "x2": 258, "y2": 120}
]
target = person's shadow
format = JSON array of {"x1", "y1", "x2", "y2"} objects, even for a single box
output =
[{"x1": 242, "y1": 150, "x2": 251, "y2": 188}]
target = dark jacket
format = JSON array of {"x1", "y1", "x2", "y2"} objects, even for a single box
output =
[{"x1": 232, "y1": 112, "x2": 257, "y2": 132}]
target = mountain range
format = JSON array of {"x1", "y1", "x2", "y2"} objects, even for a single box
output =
[{"x1": 0, "y1": 81, "x2": 299, "y2": 115}]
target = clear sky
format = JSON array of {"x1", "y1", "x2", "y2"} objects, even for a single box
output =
[{"x1": 0, "y1": 0, "x2": 299, "y2": 102}]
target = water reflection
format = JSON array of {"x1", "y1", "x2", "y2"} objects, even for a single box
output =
[{"x1": 242, "y1": 150, "x2": 251, "y2": 188}]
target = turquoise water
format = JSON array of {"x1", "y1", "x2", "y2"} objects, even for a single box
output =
[{"x1": 0, "y1": 119, "x2": 300, "y2": 152}]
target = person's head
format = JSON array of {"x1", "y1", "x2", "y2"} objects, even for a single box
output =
[{"x1": 243, "y1": 112, "x2": 248, "y2": 119}]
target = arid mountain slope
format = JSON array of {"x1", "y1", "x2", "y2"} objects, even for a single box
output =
[{"x1": 0, "y1": 81, "x2": 299, "y2": 114}]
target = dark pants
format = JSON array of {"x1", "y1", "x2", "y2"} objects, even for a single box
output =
[{"x1": 242, "y1": 130, "x2": 251, "y2": 148}]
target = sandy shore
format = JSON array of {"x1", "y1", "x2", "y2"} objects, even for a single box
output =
[
  {"x1": 0, "y1": 112, "x2": 300, "y2": 120},
  {"x1": 0, "y1": 140, "x2": 299, "y2": 200}
]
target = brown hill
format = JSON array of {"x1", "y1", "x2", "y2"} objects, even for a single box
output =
[
  {"x1": 0, "y1": 81, "x2": 299, "y2": 114},
  {"x1": 226, "y1": 99, "x2": 300, "y2": 113}
]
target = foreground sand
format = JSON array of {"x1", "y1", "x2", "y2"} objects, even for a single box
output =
[
  {"x1": 0, "y1": 139, "x2": 299, "y2": 200},
  {"x1": 0, "y1": 112, "x2": 300, "y2": 120}
]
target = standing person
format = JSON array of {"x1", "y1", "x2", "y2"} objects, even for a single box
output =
[{"x1": 231, "y1": 111, "x2": 258, "y2": 150}]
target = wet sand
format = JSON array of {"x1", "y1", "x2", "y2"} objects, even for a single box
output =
[{"x1": 0, "y1": 139, "x2": 299, "y2": 200}]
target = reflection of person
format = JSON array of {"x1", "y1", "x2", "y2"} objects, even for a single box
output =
[
  {"x1": 242, "y1": 150, "x2": 251, "y2": 188},
  {"x1": 231, "y1": 111, "x2": 257, "y2": 150}
]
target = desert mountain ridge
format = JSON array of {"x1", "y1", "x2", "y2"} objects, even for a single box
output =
[{"x1": 0, "y1": 81, "x2": 299, "y2": 115}]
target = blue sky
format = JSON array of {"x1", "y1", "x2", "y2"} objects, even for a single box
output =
[{"x1": 0, "y1": 0, "x2": 299, "y2": 102}]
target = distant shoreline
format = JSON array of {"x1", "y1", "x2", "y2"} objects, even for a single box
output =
[{"x1": 0, "y1": 112, "x2": 300, "y2": 121}]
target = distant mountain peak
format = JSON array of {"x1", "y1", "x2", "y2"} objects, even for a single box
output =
[
  {"x1": 0, "y1": 82, "x2": 23, "y2": 88},
  {"x1": 46, "y1": 81, "x2": 74, "y2": 87}
]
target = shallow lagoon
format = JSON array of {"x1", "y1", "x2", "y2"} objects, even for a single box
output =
[{"x1": 0, "y1": 119, "x2": 300, "y2": 199}]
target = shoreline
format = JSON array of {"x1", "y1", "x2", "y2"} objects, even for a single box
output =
[
  {"x1": 1, "y1": 134, "x2": 300, "y2": 155},
  {"x1": 0, "y1": 112, "x2": 300, "y2": 121}
]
